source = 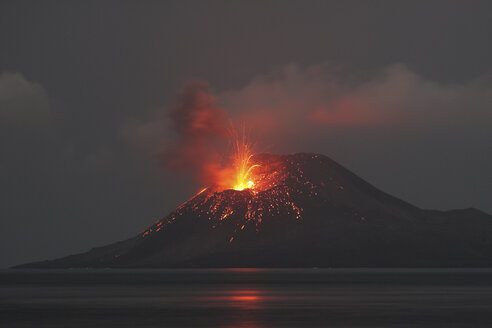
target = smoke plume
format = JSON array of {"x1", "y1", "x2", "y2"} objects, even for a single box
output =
[{"x1": 162, "y1": 80, "x2": 232, "y2": 185}]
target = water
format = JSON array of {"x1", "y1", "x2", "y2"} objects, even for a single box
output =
[{"x1": 2, "y1": 268, "x2": 492, "y2": 327}]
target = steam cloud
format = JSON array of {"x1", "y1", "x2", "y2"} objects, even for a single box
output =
[{"x1": 217, "y1": 63, "x2": 492, "y2": 153}]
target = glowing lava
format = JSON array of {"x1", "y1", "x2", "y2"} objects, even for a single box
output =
[
  {"x1": 232, "y1": 138, "x2": 259, "y2": 191},
  {"x1": 229, "y1": 127, "x2": 260, "y2": 191}
]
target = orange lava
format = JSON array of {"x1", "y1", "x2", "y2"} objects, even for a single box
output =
[
  {"x1": 231, "y1": 130, "x2": 259, "y2": 191},
  {"x1": 210, "y1": 125, "x2": 260, "y2": 192}
]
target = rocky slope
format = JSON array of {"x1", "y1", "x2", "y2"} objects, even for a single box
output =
[{"x1": 17, "y1": 153, "x2": 492, "y2": 268}]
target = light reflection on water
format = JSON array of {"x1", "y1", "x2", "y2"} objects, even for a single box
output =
[
  {"x1": 197, "y1": 289, "x2": 266, "y2": 310},
  {"x1": 2, "y1": 268, "x2": 492, "y2": 327}
]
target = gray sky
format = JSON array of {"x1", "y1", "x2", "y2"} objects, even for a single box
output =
[{"x1": 1, "y1": 0, "x2": 491, "y2": 268}]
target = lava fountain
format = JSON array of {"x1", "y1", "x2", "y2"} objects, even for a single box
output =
[
  {"x1": 203, "y1": 125, "x2": 262, "y2": 193},
  {"x1": 230, "y1": 128, "x2": 260, "y2": 191}
]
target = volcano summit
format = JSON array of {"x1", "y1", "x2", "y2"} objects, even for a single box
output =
[{"x1": 18, "y1": 153, "x2": 492, "y2": 268}]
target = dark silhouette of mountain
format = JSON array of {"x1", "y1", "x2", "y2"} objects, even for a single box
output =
[{"x1": 17, "y1": 153, "x2": 492, "y2": 268}]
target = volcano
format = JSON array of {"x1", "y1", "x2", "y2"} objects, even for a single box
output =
[{"x1": 18, "y1": 153, "x2": 492, "y2": 268}]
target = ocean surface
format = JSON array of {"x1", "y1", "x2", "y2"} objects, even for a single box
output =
[{"x1": 1, "y1": 268, "x2": 492, "y2": 327}]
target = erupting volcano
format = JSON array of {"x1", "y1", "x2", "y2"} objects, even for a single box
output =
[
  {"x1": 16, "y1": 83, "x2": 492, "y2": 269},
  {"x1": 230, "y1": 135, "x2": 258, "y2": 191},
  {"x1": 212, "y1": 128, "x2": 261, "y2": 193},
  {"x1": 19, "y1": 149, "x2": 492, "y2": 268}
]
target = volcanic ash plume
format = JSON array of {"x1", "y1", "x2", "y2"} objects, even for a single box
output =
[{"x1": 162, "y1": 80, "x2": 258, "y2": 191}]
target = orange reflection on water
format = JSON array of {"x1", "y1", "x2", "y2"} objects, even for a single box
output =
[
  {"x1": 229, "y1": 295, "x2": 260, "y2": 302},
  {"x1": 194, "y1": 288, "x2": 272, "y2": 327},
  {"x1": 227, "y1": 289, "x2": 261, "y2": 302},
  {"x1": 196, "y1": 289, "x2": 265, "y2": 309}
]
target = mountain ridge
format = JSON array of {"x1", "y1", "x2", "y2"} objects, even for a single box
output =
[{"x1": 16, "y1": 153, "x2": 492, "y2": 268}]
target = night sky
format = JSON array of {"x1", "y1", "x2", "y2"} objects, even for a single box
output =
[{"x1": 1, "y1": 0, "x2": 492, "y2": 268}]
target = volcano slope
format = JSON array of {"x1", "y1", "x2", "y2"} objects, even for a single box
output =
[{"x1": 18, "y1": 153, "x2": 492, "y2": 268}]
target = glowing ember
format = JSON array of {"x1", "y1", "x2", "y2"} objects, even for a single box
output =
[
  {"x1": 139, "y1": 153, "x2": 363, "y2": 245},
  {"x1": 210, "y1": 125, "x2": 260, "y2": 192},
  {"x1": 138, "y1": 123, "x2": 356, "y2": 245},
  {"x1": 231, "y1": 132, "x2": 259, "y2": 191}
]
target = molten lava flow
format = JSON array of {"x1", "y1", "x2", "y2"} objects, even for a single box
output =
[
  {"x1": 140, "y1": 153, "x2": 318, "y2": 242},
  {"x1": 231, "y1": 132, "x2": 259, "y2": 191}
]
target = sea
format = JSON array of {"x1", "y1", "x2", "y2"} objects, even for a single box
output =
[{"x1": 1, "y1": 268, "x2": 492, "y2": 327}]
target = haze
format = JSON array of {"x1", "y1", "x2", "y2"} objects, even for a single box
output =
[{"x1": 1, "y1": 0, "x2": 492, "y2": 268}]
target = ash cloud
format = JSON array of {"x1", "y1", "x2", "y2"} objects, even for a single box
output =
[
  {"x1": 217, "y1": 63, "x2": 492, "y2": 213},
  {"x1": 219, "y1": 63, "x2": 492, "y2": 144},
  {"x1": 121, "y1": 62, "x2": 492, "y2": 214},
  {"x1": 121, "y1": 80, "x2": 233, "y2": 186},
  {"x1": 163, "y1": 80, "x2": 231, "y2": 184}
]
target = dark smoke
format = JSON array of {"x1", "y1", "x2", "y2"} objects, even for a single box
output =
[{"x1": 162, "y1": 80, "x2": 231, "y2": 185}]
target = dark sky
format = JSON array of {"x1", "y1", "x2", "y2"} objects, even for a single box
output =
[{"x1": 1, "y1": 0, "x2": 492, "y2": 268}]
